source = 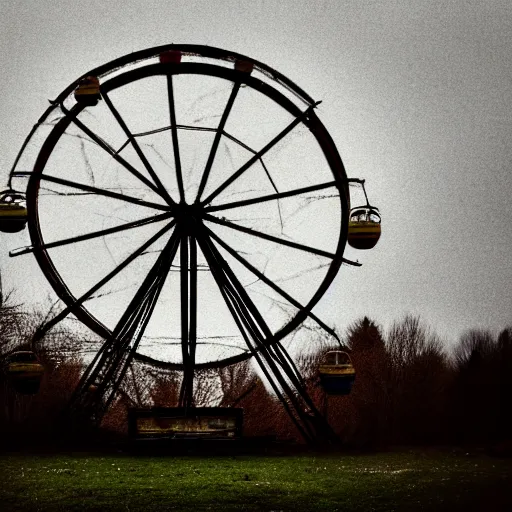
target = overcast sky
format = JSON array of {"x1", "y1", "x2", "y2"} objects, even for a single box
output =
[{"x1": 1, "y1": 0, "x2": 511, "y2": 349}]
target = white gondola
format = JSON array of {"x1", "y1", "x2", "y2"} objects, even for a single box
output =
[{"x1": 347, "y1": 205, "x2": 381, "y2": 250}]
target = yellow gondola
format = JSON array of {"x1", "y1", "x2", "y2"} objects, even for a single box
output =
[
  {"x1": 0, "y1": 190, "x2": 27, "y2": 233},
  {"x1": 3, "y1": 350, "x2": 44, "y2": 394},
  {"x1": 347, "y1": 206, "x2": 381, "y2": 250},
  {"x1": 74, "y1": 76, "x2": 101, "y2": 106},
  {"x1": 319, "y1": 350, "x2": 356, "y2": 395}
]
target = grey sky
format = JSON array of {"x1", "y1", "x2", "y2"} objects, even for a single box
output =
[{"x1": 1, "y1": 0, "x2": 511, "y2": 349}]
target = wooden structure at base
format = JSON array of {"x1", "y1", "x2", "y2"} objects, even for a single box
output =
[{"x1": 128, "y1": 407, "x2": 243, "y2": 440}]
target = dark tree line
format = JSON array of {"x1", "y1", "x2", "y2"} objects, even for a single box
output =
[
  {"x1": 300, "y1": 315, "x2": 512, "y2": 449},
  {"x1": 1, "y1": 286, "x2": 511, "y2": 449}
]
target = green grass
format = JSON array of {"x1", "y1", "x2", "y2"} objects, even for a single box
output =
[{"x1": 0, "y1": 448, "x2": 511, "y2": 511}]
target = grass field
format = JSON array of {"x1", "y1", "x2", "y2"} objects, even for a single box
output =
[{"x1": 0, "y1": 447, "x2": 511, "y2": 511}]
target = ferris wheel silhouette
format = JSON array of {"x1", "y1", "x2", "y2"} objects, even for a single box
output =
[{"x1": 2, "y1": 45, "x2": 380, "y2": 443}]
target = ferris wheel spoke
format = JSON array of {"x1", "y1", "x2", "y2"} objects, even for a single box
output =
[
  {"x1": 166, "y1": 75, "x2": 185, "y2": 203},
  {"x1": 204, "y1": 181, "x2": 338, "y2": 213},
  {"x1": 201, "y1": 227, "x2": 310, "y2": 383},
  {"x1": 180, "y1": 232, "x2": 189, "y2": 361},
  {"x1": 178, "y1": 230, "x2": 192, "y2": 407},
  {"x1": 197, "y1": 230, "x2": 265, "y2": 341},
  {"x1": 10, "y1": 211, "x2": 172, "y2": 257},
  {"x1": 204, "y1": 226, "x2": 340, "y2": 341},
  {"x1": 203, "y1": 213, "x2": 336, "y2": 260},
  {"x1": 199, "y1": 227, "x2": 272, "y2": 339},
  {"x1": 33, "y1": 221, "x2": 176, "y2": 343},
  {"x1": 76, "y1": 231, "x2": 181, "y2": 417},
  {"x1": 112, "y1": 228, "x2": 180, "y2": 343},
  {"x1": 107, "y1": 232, "x2": 180, "y2": 368},
  {"x1": 36, "y1": 174, "x2": 171, "y2": 211},
  {"x1": 60, "y1": 103, "x2": 168, "y2": 199},
  {"x1": 101, "y1": 91, "x2": 176, "y2": 206},
  {"x1": 189, "y1": 236, "x2": 198, "y2": 369},
  {"x1": 198, "y1": 230, "x2": 314, "y2": 440},
  {"x1": 197, "y1": 232, "x2": 280, "y2": 391},
  {"x1": 178, "y1": 234, "x2": 197, "y2": 407},
  {"x1": 195, "y1": 82, "x2": 242, "y2": 202},
  {"x1": 200, "y1": 102, "x2": 319, "y2": 206}
]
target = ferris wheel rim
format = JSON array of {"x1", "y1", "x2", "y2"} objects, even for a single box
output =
[{"x1": 50, "y1": 44, "x2": 317, "y2": 107}]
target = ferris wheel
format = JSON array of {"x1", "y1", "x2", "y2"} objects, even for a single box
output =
[{"x1": 3, "y1": 45, "x2": 380, "y2": 442}]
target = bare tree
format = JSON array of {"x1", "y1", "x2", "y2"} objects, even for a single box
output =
[
  {"x1": 218, "y1": 360, "x2": 257, "y2": 407},
  {"x1": 385, "y1": 315, "x2": 450, "y2": 444}
]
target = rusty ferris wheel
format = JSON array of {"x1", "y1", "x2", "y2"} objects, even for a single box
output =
[{"x1": 1, "y1": 45, "x2": 381, "y2": 443}]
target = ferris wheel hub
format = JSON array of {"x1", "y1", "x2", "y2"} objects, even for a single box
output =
[{"x1": 173, "y1": 202, "x2": 204, "y2": 232}]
